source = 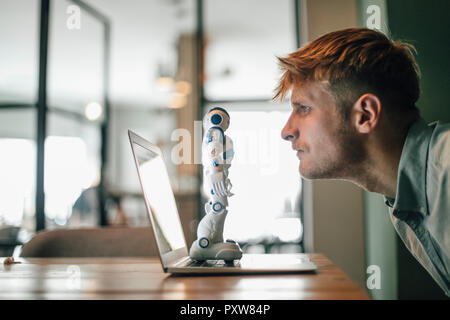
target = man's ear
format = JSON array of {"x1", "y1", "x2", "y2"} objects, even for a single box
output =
[{"x1": 352, "y1": 93, "x2": 381, "y2": 134}]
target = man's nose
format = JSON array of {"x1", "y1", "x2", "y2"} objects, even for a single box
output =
[{"x1": 281, "y1": 117, "x2": 298, "y2": 142}]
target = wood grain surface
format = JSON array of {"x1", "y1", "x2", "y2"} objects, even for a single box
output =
[{"x1": 0, "y1": 254, "x2": 370, "y2": 300}]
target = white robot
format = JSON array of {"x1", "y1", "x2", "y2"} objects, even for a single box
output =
[{"x1": 189, "y1": 107, "x2": 243, "y2": 262}]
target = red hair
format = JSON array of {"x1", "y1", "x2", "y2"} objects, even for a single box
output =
[{"x1": 274, "y1": 28, "x2": 420, "y2": 118}]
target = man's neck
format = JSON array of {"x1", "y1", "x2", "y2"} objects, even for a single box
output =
[{"x1": 351, "y1": 129, "x2": 408, "y2": 199}]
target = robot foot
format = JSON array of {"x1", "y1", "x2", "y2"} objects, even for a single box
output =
[{"x1": 189, "y1": 239, "x2": 243, "y2": 261}]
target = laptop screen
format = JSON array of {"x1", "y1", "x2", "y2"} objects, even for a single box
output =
[{"x1": 132, "y1": 141, "x2": 186, "y2": 255}]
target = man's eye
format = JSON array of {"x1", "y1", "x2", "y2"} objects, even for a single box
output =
[{"x1": 296, "y1": 105, "x2": 310, "y2": 114}]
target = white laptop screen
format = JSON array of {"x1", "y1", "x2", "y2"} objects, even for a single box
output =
[{"x1": 132, "y1": 142, "x2": 186, "y2": 255}]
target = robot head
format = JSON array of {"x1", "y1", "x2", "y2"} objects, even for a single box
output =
[{"x1": 203, "y1": 107, "x2": 230, "y2": 131}]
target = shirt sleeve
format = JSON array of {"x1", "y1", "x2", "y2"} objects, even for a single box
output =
[{"x1": 426, "y1": 123, "x2": 450, "y2": 285}]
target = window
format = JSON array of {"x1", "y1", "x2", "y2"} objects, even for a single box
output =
[
  {"x1": 0, "y1": 138, "x2": 35, "y2": 227},
  {"x1": 0, "y1": 0, "x2": 109, "y2": 233},
  {"x1": 204, "y1": 0, "x2": 296, "y2": 100},
  {"x1": 222, "y1": 107, "x2": 302, "y2": 248},
  {"x1": 0, "y1": 0, "x2": 39, "y2": 104},
  {"x1": 0, "y1": 109, "x2": 36, "y2": 236},
  {"x1": 47, "y1": 0, "x2": 104, "y2": 114},
  {"x1": 44, "y1": 135, "x2": 100, "y2": 227}
]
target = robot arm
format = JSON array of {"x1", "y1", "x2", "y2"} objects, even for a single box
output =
[
  {"x1": 202, "y1": 128, "x2": 234, "y2": 197},
  {"x1": 207, "y1": 171, "x2": 228, "y2": 197}
]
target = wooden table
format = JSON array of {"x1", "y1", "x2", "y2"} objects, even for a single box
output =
[{"x1": 0, "y1": 254, "x2": 370, "y2": 300}]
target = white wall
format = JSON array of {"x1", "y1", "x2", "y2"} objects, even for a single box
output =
[{"x1": 310, "y1": 180, "x2": 366, "y2": 289}]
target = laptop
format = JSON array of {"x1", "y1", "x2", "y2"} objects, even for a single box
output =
[{"x1": 128, "y1": 130, "x2": 317, "y2": 274}]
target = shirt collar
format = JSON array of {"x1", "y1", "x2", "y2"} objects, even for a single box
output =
[{"x1": 384, "y1": 118, "x2": 434, "y2": 220}]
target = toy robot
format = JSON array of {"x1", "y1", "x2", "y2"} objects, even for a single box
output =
[{"x1": 189, "y1": 107, "x2": 243, "y2": 262}]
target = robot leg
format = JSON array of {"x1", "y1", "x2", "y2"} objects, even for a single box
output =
[{"x1": 189, "y1": 197, "x2": 242, "y2": 261}]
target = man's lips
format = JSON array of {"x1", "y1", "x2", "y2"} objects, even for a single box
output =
[
  {"x1": 292, "y1": 145, "x2": 305, "y2": 152},
  {"x1": 292, "y1": 145, "x2": 306, "y2": 158},
  {"x1": 296, "y1": 150, "x2": 304, "y2": 159}
]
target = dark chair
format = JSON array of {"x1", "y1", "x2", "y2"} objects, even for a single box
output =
[
  {"x1": 0, "y1": 226, "x2": 21, "y2": 257},
  {"x1": 20, "y1": 227, "x2": 158, "y2": 257}
]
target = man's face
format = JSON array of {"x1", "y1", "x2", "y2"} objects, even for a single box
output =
[{"x1": 281, "y1": 81, "x2": 364, "y2": 180}]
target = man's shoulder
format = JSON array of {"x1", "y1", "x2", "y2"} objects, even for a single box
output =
[
  {"x1": 429, "y1": 121, "x2": 450, "y2": 169},
  {"x1": 429, "y1": 120, "x2": 450, "y2": 135}
]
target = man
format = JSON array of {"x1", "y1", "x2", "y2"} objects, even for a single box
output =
[{"x1": 276, "y1": 27, "x2": 450, "y2": 296}]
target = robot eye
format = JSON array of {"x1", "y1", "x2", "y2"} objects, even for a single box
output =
[{"x1": 211, "y1": 114, "x2": 222, "y2": 125}]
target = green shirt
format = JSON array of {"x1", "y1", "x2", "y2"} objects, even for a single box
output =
[{"x1": 385, "y1": 117, "x2": 450, "y2": 297}]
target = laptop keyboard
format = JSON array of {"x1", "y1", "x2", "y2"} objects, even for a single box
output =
[{"x1": 189, "y1": 260, "x2": 240, "y2": 268}]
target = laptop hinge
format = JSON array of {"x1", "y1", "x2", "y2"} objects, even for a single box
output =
[{"x1": 171, "y1": 256, "x2": 192, "y2": 268}]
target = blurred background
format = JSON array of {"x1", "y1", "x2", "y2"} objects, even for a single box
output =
[{"x1": 0, "y1": 0, "x2": 449, "y2": 299}]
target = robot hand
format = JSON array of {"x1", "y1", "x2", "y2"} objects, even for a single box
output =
[
  {"x1": 204, "y1": 169, "x2": 234, "y2": 198},
  {"x1": 225, "y1": 178, "x2": 234, "y2": 196},
  {"x1": 206, "y1": 171, "x2": 231, "y2": 197}
]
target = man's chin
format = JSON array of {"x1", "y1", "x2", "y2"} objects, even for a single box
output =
[
  {"x1": 299, "y1": 163, "x2": 328, "y2": 180},
  {"x1": 298, "y1": 164, "x2": 315, "y2": 180},
  {"x1": 299, "y1": 170, "x2": 316, "y2": 180}
]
